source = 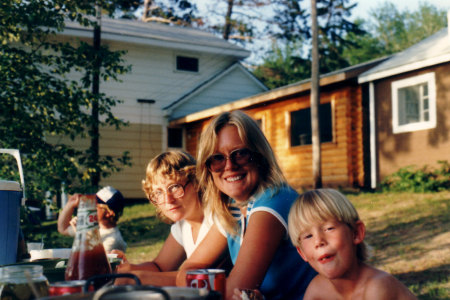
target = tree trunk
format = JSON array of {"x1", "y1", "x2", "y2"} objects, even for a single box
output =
[
  {"x1": 223, "y1": 0, "x2": 234, "y2": 40},
  {"x1": 142, "y1": 0, "x2": 152, "y2": 21},
  {"x1": 310, "y1": 0, "x2": 322, "y2": 188}
]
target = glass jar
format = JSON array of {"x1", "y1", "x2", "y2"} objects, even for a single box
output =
[{"x1": 0, "y1": 265, "x2": 49, "y2": 300}]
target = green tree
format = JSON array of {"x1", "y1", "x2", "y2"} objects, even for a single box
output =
[
  {"x1": 140, "y1": 0, "x2": 199, "y2": 25},
  {"x1": 342, "y1": 2, "x2": 447, "y2": 65},
  {"x1": 213, "y1": 0, "x2": 266, "y2": 42},
  {"x1": 252, "y1": 41, "x2": 311, "y2": 89},
  {"x1": 0, "y1": 0, "x2": 131, "y2": 201},
  {"x1": 255, "y1": 0, "x2": 362, "y2": 87},
  {"x1": 341, "y1": 19, "x2": 384, "y2": 65},
  {"x1": 271, "y1": 0, "x2": 363, "y2": 72},
  {"x1": 371, "y1": 2, "x2": 447, "y2": 54}
]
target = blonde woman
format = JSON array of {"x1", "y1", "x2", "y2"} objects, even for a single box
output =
[{"x1": 178, "y1": 111, "x2": 316, "y2": 300}]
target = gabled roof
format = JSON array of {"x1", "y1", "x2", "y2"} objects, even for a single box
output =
[
  {"x1": 170, "y1": 57, "x2": 388, "y2": 126},
  {"x1": 163, "y1": 62, "x2": 268, "y2": 113},
  {"x1": 359, "y1": 27, "x2": 450, "y2": 83},
  {"x1": 62, "y1": 18, "x2": 250, "y2": 58}
]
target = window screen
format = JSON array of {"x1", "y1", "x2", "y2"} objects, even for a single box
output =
[{"x1": 290, "y1": 103, "x2": 333, "y2": 146}]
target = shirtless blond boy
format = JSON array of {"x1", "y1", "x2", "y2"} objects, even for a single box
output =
[{"x1": 288, "y1": 189, "x2": 417, "y2": 300}]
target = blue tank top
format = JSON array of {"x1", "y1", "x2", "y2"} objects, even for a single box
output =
[{"x1": 227, "y1": 185, "x2": 316, "y2": 299}]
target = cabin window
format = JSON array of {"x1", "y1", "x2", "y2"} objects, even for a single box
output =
[
  {"x1": 290, "y1": 103, "x2": 333, "y2": 147},
  {"x1": 176, "y1": 56, "x2": 199, "y2": 72},
  {"x1": 391, "y1": 72, "x2": 436, "y2": 134},
  {"x1": 168, "y1": 128, "x2": 183, "y2": 148}
]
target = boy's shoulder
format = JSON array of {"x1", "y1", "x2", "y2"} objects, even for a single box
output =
[
  {"x1": 362, "y1": 266, "x2": 417, "y2": 300},
  {"x1": 303, "y1": 275, "x2": 339, "y2": 300},
  {"x1": 303, "y1": 266, "x2": 417, "y2": 300}
]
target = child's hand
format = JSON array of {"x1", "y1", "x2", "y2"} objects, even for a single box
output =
[
  {"x1": 116, "y1": 261, "x2": 132, "y2": 273},
  {"x1": 232, "y1": 288, "x2": 264, "y2": 300},
  {"x1": 69, "y1": 216, "x2": 77, "y2": 231},
  {"x1": 67, "y1": 194, "x2": 80, "y2": 208},
  {"x1": 109, "y1": 249, "x2": 127, "y2": 263},
  {"x1": 113, "y1": 263, "x2": 136, "y2": 285}
]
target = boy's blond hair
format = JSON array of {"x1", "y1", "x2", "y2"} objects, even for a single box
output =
[
  {"x1": 288, "y1": 188, "x2": 369, "y2": 262},
  {"x1": 142, "y1": 150, "x2": 198, "y2": 224}
]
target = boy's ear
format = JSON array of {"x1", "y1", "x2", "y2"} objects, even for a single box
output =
[
  {"x1": 353, "y1": 220, "x2": 366, "y2": 245},
  {"x1": 296, "y1": 246, "x2": 309, "y2": 262}
]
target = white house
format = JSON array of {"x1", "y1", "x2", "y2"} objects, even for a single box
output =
[{"x1": 61, "y1": 18, "x2": 267, "y2": 199}]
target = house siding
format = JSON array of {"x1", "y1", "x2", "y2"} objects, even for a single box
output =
[
  {"x1": 170, "y1": 67, "x2": 267, "y2": 119},
  {"x1": 375, "y1": 63, "x2": 450, "y2": 180},
  {"x1": 100, "y1": 41, "x2": 236, "y2": 123},
  {"x1": 183, "y1": 83, "x2": 366, "y2": 190},
  {"x1": 55, "y1": 29, "x2": 264, "y2": 199},
  {"x1": 100, "y1": 123, "x2": 163, "y2": 199},
  {"x1": 56, "y1": 34, "x2": 237, "y2": 125},
  {"x1": 49, "y1": 123, "x2": 162, "y2": 199}
]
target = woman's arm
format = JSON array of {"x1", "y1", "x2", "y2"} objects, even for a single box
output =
[
  {"x1": 177, "y1": 224, "x2": 229, "y2": 286},
  {"x1": 150, "y1": 233, "x2": 187, "y2": 271},
  {"x1": 116, "y1": 269, "x2": 180, "y2": 286},
  {"x1": 115, "y1": 233, "x2": 187, "y2": 285},
  {"x1": 118, "y1": 233, "x2": 186, "y2": 272},
  {"x1": 225, "y1": 211, "x2": 285, "y2": 299}
]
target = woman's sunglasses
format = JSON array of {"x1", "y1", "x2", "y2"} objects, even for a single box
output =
[{"x1": 206, "y1": 148, "x2": 255, "y2": 173}]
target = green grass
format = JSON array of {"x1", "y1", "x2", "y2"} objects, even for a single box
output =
[
  {"x1": 26, "y1": 191, "x2": 449, "y2": 299},
  {"x1": 116, "y1": 203, "x2": 170, "y2": 262},
  {"x1": 348, "y1": 191, "x2": 450, "y2": 300}
]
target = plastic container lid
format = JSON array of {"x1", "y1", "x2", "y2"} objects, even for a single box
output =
[
  {"x1": 0, "y1": 180, "x2": 21, "y2": 192},
  {"x1": 29, "y1": 249, "x2": 72, "y2": 261}
]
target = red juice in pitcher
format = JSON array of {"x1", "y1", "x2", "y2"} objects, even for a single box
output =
[{"x1": 65, "y1": 194, "x2": 111, "y2": 282}]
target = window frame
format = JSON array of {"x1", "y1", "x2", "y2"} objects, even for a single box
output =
[
  {"x1": 391, "y1": 72, "x2": 436, "y2": 134},
  {"x1": 289, "y1": 102, "x2": 334, "y2": 148}
]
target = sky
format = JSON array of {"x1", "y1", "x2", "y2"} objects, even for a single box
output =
[
  {"x1": 196, "y1": 0, "x2": 450, "y2": 21},
  {"x1": 194, "y1": 0, "x2": 450, "y2": 64}
]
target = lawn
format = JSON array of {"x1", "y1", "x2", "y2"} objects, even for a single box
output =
[
  {"x1": 347, "y1": 191, "x2": 449, "y2": 299},
  {"x1": 30, "y1": 190, "x2": 449, "y2": 299}
]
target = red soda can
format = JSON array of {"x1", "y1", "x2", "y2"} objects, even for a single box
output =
[
  {"x1": 48, "y1": 280, "x2": 92, "y2": 296},
  {"x1": 186, "y1": 269, "x2": 226, "y2": 297}
]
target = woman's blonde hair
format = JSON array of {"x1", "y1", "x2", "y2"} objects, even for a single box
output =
[
  {"x1": 288, "y1": 188, "x2": 369, "y2": 262},
  {"x1": 142, "y1": 150, "x2": 198, "y2": 224},
  {"x1": 197, "y1": 110, "x2": 286, "y2": 235}
]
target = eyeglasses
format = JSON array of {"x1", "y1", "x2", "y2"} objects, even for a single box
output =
[
  {"x1": 150, "y1": 180, "x2": 190, "y2": 204},
  {"x1": 206, "y1": 148, "x2": 255, "y2": 173}
]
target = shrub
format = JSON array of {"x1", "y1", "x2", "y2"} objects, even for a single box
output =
[{"x1": 380, "y1": 160, "x2": 449, "y2": 192}]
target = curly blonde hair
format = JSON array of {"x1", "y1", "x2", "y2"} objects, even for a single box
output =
[
  {"x1": 288, "y1": 189, "x2": 369, "y2": 262},
  {"x1": 142, "y1": 150, "x2": 199, "y2": 224},
  {"x1": 197, "y1": 110, "x2": 287, "y2": 235}
]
